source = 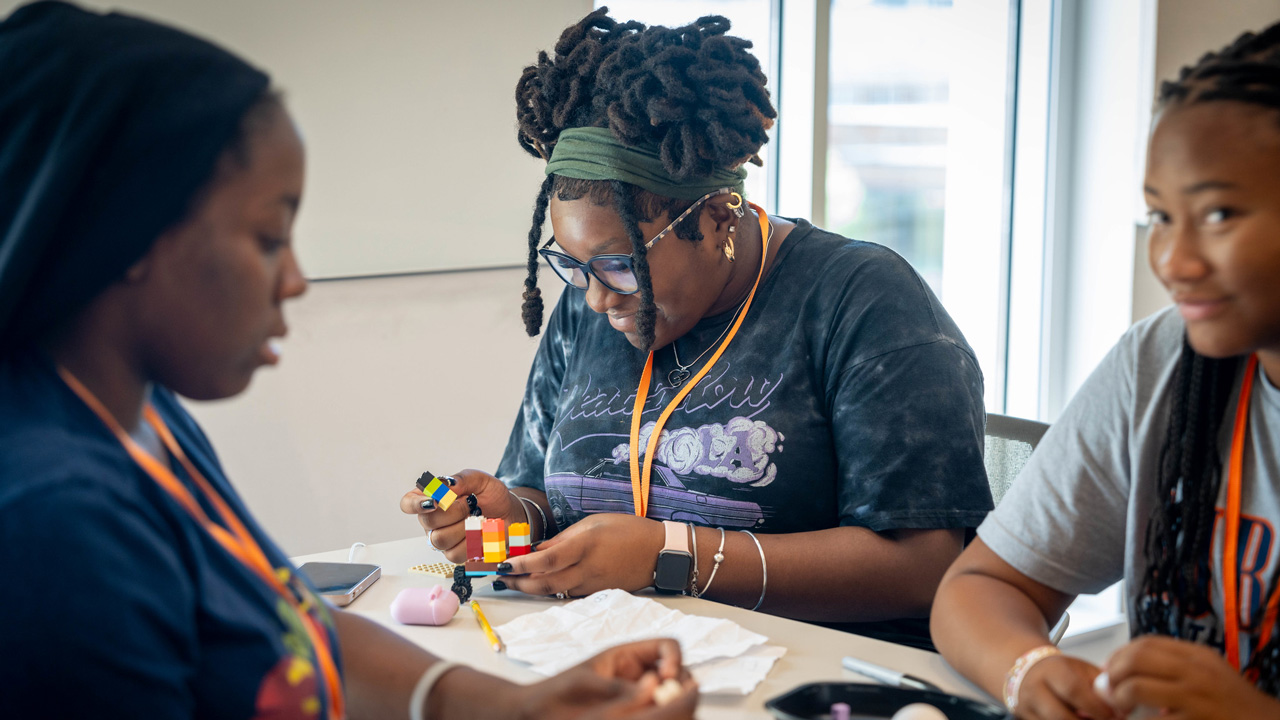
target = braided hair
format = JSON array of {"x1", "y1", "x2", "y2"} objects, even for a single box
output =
[
  {"x1": 1138, "y1": 21, "x2": 1280, "y2": 696},
  {"x1": 514, "y1": 7, "x2": 776, "y2": 349}
]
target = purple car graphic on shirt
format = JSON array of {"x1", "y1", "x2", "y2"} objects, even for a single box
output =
[{"x1": 544, "y1": 459, "x2": 765, "y2": 530}]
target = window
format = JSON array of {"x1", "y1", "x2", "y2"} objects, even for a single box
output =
[
  {"x1": 600, "y1": 0, "x2": 1030, "y2": 414},
  {"x1": 825, "y1": 0, "x2": 1015, "y2": 410}
]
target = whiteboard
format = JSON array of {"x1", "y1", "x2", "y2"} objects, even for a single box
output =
[{"x1": 3, "y1": 0, "x2": 593, "y2": 278}]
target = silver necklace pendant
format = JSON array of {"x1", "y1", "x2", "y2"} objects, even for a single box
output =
[{"x1": 668, "y1": 366, "x2": 692, "y2": 388}]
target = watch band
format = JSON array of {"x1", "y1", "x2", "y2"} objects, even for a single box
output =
[
  {"x1": 654, "y1": 520, "x2": 694, "y2": 594},
  {"x1": 662, "y1": 520, "x2": 690, "y2": 553}
]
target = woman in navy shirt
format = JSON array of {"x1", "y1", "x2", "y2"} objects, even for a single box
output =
[{"x1": 0, "y1": 3, "x2": 695, "y2": 718}]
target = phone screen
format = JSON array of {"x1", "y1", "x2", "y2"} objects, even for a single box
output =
[{"x1": 298, "y1": 562, "x2": 380, "y2": 594}]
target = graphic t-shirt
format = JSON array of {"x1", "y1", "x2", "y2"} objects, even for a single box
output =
[
  {"x1": 499, "y1": 219, "x2": 991, "y2": 547},
  {"x1": 981, "y1": 307, "x2": 1280, "y2": 668},
  {"x1": 0, "y1": 353, "x2": 342, "y2": 719}
]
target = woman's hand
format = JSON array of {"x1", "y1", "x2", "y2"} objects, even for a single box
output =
[
  {"x1": 397, "y1": 469, "x2": 522, "y2": 563},
  {"x1": 1101, "y1": 636, "x2": 1280, "y2": 719},
  {"x1": 509, "y1": 638, "x2": 698, "y2": 719},
  {"x1": 495, "y1": 513, "x2": 665, "y2": 597},
  {"x1": 1011, "y1": 654, "x2": 1117, "y2": 720}
]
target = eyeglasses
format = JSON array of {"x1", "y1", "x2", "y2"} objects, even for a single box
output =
[{"x1": 539, "y1": 187, "x2": 740, "y2": 295}]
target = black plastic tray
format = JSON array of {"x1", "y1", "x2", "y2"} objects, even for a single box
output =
[{"x1": 765, "y1": 682, "x2": 1011, "y2": 720}]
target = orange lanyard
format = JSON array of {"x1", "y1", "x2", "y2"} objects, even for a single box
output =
[
  {"x1": 628, "y1": 203, "x2": 771, "y2": 517},
  {"x1": 58, "y1": 368, "x2": 346, "y2": 719},
  {"x1": 1222, "y1": 354, "x2": 1280, "y2": 674}
]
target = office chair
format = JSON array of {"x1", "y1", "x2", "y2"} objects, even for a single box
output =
[
  {"x1": 984, "y1": 413, "x2": 1050, "y2": 508},
  {"x1": 983, "y1": 413, "x2": 1069, "y2": 644}
]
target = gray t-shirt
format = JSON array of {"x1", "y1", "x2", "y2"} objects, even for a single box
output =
[{"x1": 980, "y1": 307, "x2": 1280, "y2": 664}]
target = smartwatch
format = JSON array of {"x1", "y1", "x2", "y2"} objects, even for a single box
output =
[{"x1": 653, "y1": 520, "x2": 693, "y2": 594}]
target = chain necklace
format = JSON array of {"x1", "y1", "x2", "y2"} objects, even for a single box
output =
[{"x1": 667, "y1": 218, "x2": 774, "y2": 388}]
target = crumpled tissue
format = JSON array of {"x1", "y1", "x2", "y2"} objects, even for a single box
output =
[{"x1": 494, "y1": 588, "x2": 786, "y2": 694}]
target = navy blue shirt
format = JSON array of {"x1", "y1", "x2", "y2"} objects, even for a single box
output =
[
  {"x1": 499, "y1": 219, "x2": 991, "y2": 545},
  {"x1": 0, "y1": 353, "x2": 342, "y2": 719}
]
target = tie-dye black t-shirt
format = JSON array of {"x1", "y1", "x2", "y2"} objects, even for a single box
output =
[{"x1": 499, "y1": 219, "x2": 992, "y2": 538}]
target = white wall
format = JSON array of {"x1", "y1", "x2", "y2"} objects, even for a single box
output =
[
  {"x1": 186, "y1": 269, "x2": 562, "y2": 555},
  {"x1": 0, "y1": 0, "x2": 595, "y2": 278}
]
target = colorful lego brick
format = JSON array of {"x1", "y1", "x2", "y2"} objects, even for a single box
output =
[
  {"x1": 481, "y1": 518, "x2": 505, "y2": 539},
  {"x1": 464, "y1": 516, "x2": 484, "y2": 562},
  {"x1": 408, "y1": 562, "x2": 456, "y2": 577},
  {"x1": 463, "y1": 559, "x2": 500, "y2": 576},
  {"x1": 481, "y1": 518, "x2": 507, "y2": 562},
  {"x1": 423, "y1": 476, "x2": 458, "y2": 511},
  {"x1": 509, "y1": 522, "x2": 531, "y2": 556}
]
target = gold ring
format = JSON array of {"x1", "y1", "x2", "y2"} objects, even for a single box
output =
[{"x1": 725, "y1": 192, "x2": 743, "y2": 210}]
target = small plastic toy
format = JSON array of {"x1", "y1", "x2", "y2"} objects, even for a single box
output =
[
  {"x1": 408, "y1": 562, "x2": 456, "y2": 577},
  {"x1": 448, "y1": 501, "x2": 540, "y2": 602},
  {"x1": 415, "y1": 470, "x2": 458, "y2": 511},
  {"x1": 390, "y1": 585, "x2": 460, "y2": 626}
]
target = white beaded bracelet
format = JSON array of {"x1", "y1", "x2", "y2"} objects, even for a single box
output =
[
  {"x1": 1003, "y1": 645, "x2": 1061, "y2": 713},
  {"x1": 410, "y1": 661, "x2": 461, "y2": 720}
]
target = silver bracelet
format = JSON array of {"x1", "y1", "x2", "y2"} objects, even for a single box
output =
[
  {"x1": 513, "y1": 493, "x2": 549, "y2": 542},
  {"x1": 740, "y1": 530, "x2": 767, "y2": 611},
  {"x1": 685, "y1": 523, "x2": 699, "y2": 596},
  {"x1": 697, "y1": 528, "x2": 727, "y2": 598},
  {"x1": 410, "y1": 660, "x2": 461, "y2": 720}
]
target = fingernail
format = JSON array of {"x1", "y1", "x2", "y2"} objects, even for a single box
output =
[
  {"x1": 445, "y1": 475, "x2": 457, "y2": 487},
  {"x1": 496, "y1": 563, "x2": 513, "y2": 574},
  {"x1": 491, "y1": 580, "x2": 507, "y2": 591},
  {"x1": 420, "y1": 499, "x2": 436, "y2": 510}
]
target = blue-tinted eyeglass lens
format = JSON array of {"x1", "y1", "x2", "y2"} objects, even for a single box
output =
[
  {"x1": 545, "y1": 254, "x2": 589, "y2": 289},
  {"x1": 590, "y1": 257, "x2": 638, "y2": 294}
]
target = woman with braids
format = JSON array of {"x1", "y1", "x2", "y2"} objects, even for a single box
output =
[
  {"x1": 402, "y1": 8, "x2": 990, "y2": 648},
  {"x1": 932, "y1": 21, "x2": 1280, "y2": 720},
  {"x1": 0, "y1": 3, "x2": 698, "y2": 718}
]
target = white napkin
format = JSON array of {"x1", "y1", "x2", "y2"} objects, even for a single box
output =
[{"x1": 494, "y1": 589, "x2": 785, "y2": 694}]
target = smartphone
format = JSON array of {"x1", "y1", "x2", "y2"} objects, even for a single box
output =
[{"x1": 297, "y1": 562, "x2": 381, "y2": 606}]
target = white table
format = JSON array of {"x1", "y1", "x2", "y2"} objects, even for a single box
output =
[{"x1": 296, "y1": 538, "x2": 995, "y2": 719}]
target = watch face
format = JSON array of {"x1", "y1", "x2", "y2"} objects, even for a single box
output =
[{"x1": 654, "y1": 551, "x2": 693, "y2": 592}]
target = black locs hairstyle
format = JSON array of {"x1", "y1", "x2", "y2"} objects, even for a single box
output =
[
  {"x1": 1137, "y1": 22, "x2": 1280, "y2": 696},
  {"x1": 514, "y1": 7, "x2": 776, "y2": 349}
]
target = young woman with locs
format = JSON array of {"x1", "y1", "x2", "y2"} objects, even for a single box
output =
[
  {"x1": 931, "y1": 22, "x2": 1280, "y2": 719},
  {"x1": 0, "y1": 3, "x2": 696, "y2": 718},
  {"x1": 403, "y1": 7, "x2": 992, "y2": 649}
]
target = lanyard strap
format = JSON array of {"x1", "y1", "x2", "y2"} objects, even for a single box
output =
[
  {"x1": 629, "y1": 203, "x2": 771, "y2": 517},
  {"x1": 57, "y1": 368, "x2": 346, "y2": 720},
  {"x1": 1222, "y1": 354, "x2": 1280, "y2": 673}
]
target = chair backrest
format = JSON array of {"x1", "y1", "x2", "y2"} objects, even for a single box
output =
[{"x1": 984, "y1": 413, "x2": 1050, "y2": 507}]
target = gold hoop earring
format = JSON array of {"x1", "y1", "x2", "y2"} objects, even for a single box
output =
[{"x1": 725, "y1": 192, "x2": 746, "y2": 218}]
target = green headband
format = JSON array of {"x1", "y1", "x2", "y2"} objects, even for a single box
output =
[{"x1": 545, "y1": 126, "x2": 746, "y2": 201}]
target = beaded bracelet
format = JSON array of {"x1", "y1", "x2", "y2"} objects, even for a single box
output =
[
  {"x1": 693, "y1": 528, "x2": 727, "y2": 598},
  {"x1": 1003, "y1": 645, "x2": 1061, "y2": 713}
]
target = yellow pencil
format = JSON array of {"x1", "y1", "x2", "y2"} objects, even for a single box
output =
[{"x1": 470, "y1": 599, "x2": 503, "y2": 653}]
